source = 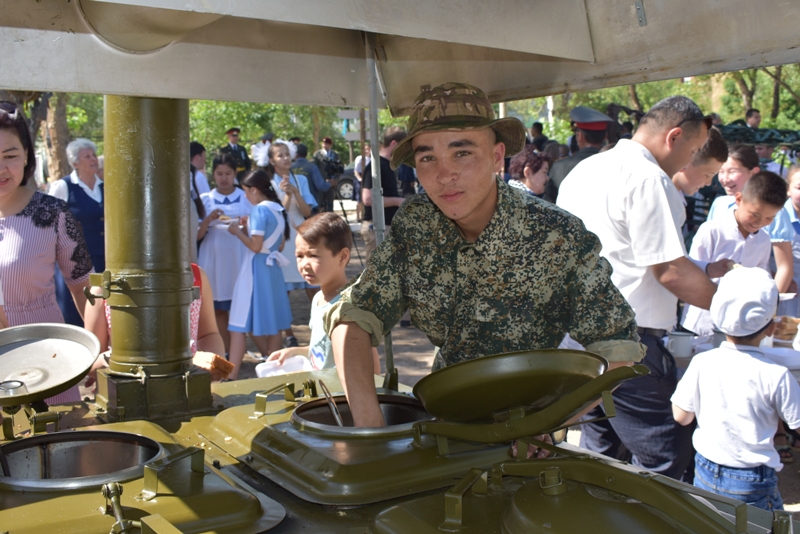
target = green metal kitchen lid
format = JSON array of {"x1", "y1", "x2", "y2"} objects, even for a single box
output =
[
  {"x1": 413, "y1": 350, "x2": 607, "y2": 424},
  {"x1": 0, "y1": 323, "x2": 100, "y2": 406}
]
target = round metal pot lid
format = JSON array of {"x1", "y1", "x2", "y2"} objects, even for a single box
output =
[
  {"x1": 0, "y1": 323, "x2": 100, "y2": 406},
  {"x1": 413, "y1": 349, "x2": 607, "y2": 424}
]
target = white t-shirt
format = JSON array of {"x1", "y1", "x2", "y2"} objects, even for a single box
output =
[
  {"x1": 672, "y1": 342, "x2": 800, "y2": 471},
  {"x1": 308, "y1": 291, "x2": 339, "y2": 370},
  {"x1": 557, "y1": 139, "x2": 687, "y2": 330},
  {"x1": 193, "y1": 169, "x2": 210, "y2": 198},
  {"x1": 681, "y1": 208, "x2": 772, "y2": 335},
  {"x1": 354, "y1": 155, "x2": 371, "y2": 177}
]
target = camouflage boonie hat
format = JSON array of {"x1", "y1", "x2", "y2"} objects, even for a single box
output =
[{"x1": 390, "y1": 82, "x2": 527, "y2": 169}]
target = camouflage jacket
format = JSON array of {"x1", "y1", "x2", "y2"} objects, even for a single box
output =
[{"x1": 324, "y1": 179, "x2": 644, "y2": 369}]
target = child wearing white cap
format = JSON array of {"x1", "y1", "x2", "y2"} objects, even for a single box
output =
[{"x1": 672, "y1": 267, "x2": 800, "y2": 510}]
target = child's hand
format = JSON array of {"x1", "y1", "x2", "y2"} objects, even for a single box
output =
[
  {"x1": 227, "y1": 221, "x2": 240, "y2": 235},
  {"x1": 267, "y1": 348, "x2": 292, "y2": 365},
  {"x1": 204, "y1": 209, "x2": 223, "y2": 225}
]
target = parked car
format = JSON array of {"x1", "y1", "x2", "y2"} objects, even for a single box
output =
[{"x1": 335, "y1": 165, "x2": 357, "y2": 200}]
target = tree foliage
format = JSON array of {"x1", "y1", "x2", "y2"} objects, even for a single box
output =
[
  {"x1": 53, "y1": 64, "x2": 800, "y2": 164},
  {"x1": 66, "y1": 93, "x2": 104, "y2": 152}
]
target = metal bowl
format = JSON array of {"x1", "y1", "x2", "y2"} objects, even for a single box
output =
[
  {"x1": 413, "y1": 349, "x2": 607, "y2": 423},
  {"x1": 0, "y1": 323, "x2": 100, "y2": 406},
  {"x1": 0, "y1": 430, "x2": 165, "y2": 491}
]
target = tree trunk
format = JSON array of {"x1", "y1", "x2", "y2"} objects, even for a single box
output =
[
  {"x1": 770, "y1": 66, "x2": 782, "y2": 119},
  {"x1": 731, "y1": 71, "x2": 755, "y2": 111},
  {"x1": 311, "y1": 106, "x2": 321, "y2": 152},
  {"x1": 45, "y1": 93, "x2": 72, "y2": 183},
  {"x1": 762, "y1": 66, "x2": 800, "y2": 106},
  {"x1": 628, "y1": 84, "x2": 643, "y2": 112}
]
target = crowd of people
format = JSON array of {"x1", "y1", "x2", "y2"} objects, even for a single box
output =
[{"x1": 3, "y1": 84, "x2": 800, "y2": 512}]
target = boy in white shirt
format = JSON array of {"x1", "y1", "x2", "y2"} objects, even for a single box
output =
[
  {"x1": 267, "y1": 213, "x2": 379, "y2": 373},
  {"x1": 682, "y1": 171, "x2": 787, "y2": 336},
  {"x1": 672, "y1": 267, "x2": 800, "y2": 510}
]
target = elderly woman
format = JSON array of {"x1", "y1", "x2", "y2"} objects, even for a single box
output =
[
  {"x1": 0, "y1": 102, "x2": 92, "y2": 326},
  {"x1": 507, "y1": 144, "x2": 552, "y2": 199},
  {"x1": 49, "y1": 138, "x2": 104, "y2": 326}
]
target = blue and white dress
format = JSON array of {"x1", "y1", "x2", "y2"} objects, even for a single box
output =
[
  {"x1": 228, "y1": 201, "x2": 293, "y2": 336},
  {"x1": 198, "y1": 188, "x2": 253, "y2": 305},
  {"x1": 271, "y1": 172, "x2": 318, "y2": 290}
]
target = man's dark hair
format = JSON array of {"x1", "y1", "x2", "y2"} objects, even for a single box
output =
[
  {"x1": 692, "y1": 127, "x2": 728, "y2": 165},
  {"x1": 295, "y1": 143, "x2": 309, "y2": 158},
  {"x1": 382, "y1": 126, "x2": 407, "y2": 148},
  {"x1": 728, "y1": 144, "x2": 760, "y2": 171},
  {"x1": 578, "y1": 128, "x2": 606, "y2": 145},
  {"x1": 741, "y1": 170, "x2": 788, "y2": 208},
  {"x1": 531, "y1": 122, "x2": 544, "y2": 135},
  {"x1": 745, "y1": 108, "x2": 761, "y2": 119},
  {"x1": 639, "y1": 96, "x2": 707, "y2": 136},
  {"x1": 297, "y1": 212, "x2": 353, "y2": 254},
  {"x1": 190, "y1": 141, "x2": 206, "y2": 160},
  {"x1": 289, "y1": 136, "x2": 301, "y2": 142},
  {"x1": 621, "y1": 121, "x2": 634, "y2": 133}
]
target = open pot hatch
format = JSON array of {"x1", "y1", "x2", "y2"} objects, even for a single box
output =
[
  {"x1": 413, "y1": 350, "x2": 650, "y2": 443},
  {"x1": 0, "y1": 324, "x2": 100, "y2": 406},
  {"x1": 413, "y1": 349, "x2": 608, "y2": 424}
]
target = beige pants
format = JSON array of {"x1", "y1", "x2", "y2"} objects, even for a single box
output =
[{"x1": 361, "y1": 221, "x2": 390, "y2": 262}]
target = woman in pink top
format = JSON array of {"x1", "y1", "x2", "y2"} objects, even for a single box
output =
[{"x1": 0, "y1": 101, "x2": 92, "y2": 327}]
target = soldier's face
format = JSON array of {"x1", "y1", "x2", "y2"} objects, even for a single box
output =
[{"x1": 412, "y1": 128, "x2": 505, "y2": 234}]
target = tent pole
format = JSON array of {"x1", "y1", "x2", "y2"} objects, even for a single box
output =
[{"x1": 365, "y1": 33, "x2": 397, "y2": 388}]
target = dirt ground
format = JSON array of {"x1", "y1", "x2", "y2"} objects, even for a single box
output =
[{"x1": 236, "y1": 200, "x2": 800, "y2": 517}]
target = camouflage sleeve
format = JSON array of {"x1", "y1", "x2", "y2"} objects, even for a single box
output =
[
  {"x1": 565, "y1": 223, "x2": 645, "y2": 363},
  {"x1": 323, "y1": 222, "x2": 409, "y2": 347}
]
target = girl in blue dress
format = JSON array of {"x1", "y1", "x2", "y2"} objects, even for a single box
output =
[{"x1": 227, "y1": 168, "x2": 293, "y2": 379}]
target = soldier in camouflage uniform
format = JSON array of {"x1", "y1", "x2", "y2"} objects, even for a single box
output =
[{"x1": 324, "y1": 82, "x2": 645, "y2": 428}]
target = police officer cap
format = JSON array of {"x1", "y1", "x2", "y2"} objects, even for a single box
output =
[
  {"x1": 260, "y1": 132, "x2": 275, "y2": 141},
  {"x1": 226, "y1": 127, "x2": 241, "y2": 135},
  {"x1": 570, "y1": 106, "x2": 613, "y2": 131}
]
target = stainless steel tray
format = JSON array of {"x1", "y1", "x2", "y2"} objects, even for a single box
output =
[{"x1": 0, "y1": 323, "x2": 100, "y2": 406}]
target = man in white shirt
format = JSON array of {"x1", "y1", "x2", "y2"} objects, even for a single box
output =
[
  {"x1": 190, "y1": 141, "x2": 210, "y2": 197},
  {"x1": 353, "y1": 142, "x2": 370, "y2": 222},
  {"x1": 558, "y1": 96, "x2": 718, "y2": 480}
]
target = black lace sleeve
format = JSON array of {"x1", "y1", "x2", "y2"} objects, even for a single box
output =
[{"x1": 48, "y1": 194, "x2": 93, "y2": 282}]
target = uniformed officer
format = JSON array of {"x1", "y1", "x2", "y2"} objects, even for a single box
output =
[
  {"x1": 324, "y1": 82, "x2": 645, "y2": 428},
  {"x1": 544, "y1": 106, "x2": 613, "y2": 203},
  {"x1": 218, "y1": 127, "x2": 251, "y2": 182}
]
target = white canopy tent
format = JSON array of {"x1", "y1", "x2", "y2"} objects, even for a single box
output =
[{"x1": 3, "y1": 0, "x2": 799, "y2": 379}]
